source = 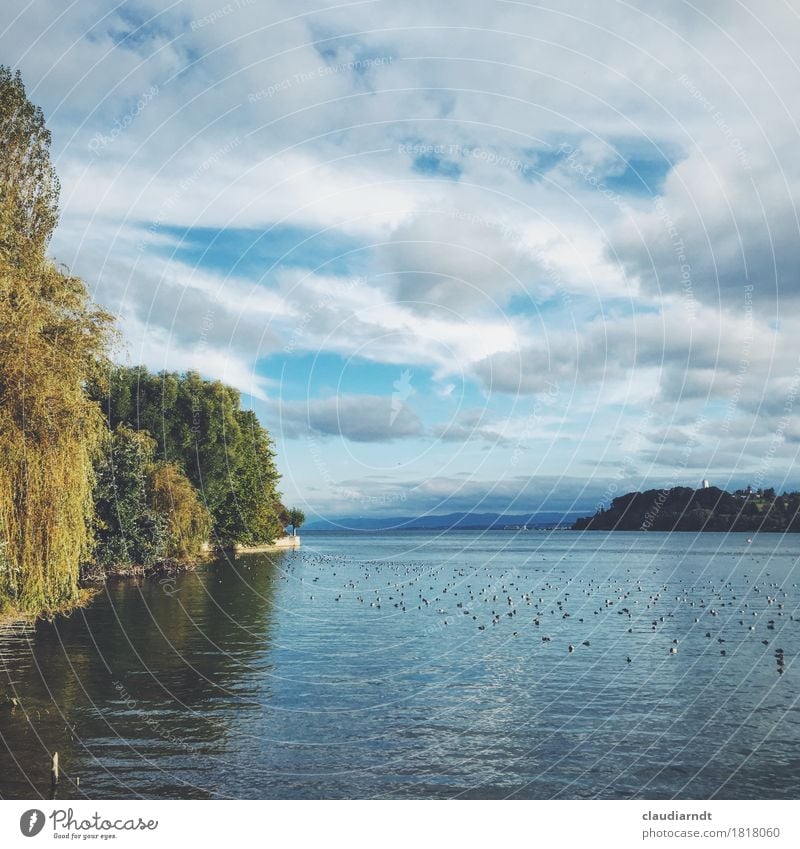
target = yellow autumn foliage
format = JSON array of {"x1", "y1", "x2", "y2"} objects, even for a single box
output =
[{"x1": 146, "y1": 462, "x2": 211, "y2": 560}]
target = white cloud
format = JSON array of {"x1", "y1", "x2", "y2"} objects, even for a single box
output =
[
  {"x1": 5, "y1": 0, "x2": 800, "y2": 509},
  {"x1": 272, "y1": 394, "x2": 424, "y2": 441}
]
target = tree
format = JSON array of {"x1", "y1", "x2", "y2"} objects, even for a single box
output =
[
  {"x1": 92, "y1": 427, "x2": 210, "y2": 568},
  {"x1": 92, "y1": 425, "x2": 166, "y2": 570},
  {"x1": 90, "y1": 367, "x2": 285, "y2": 546},
  {"x1": 287, "y1": 508, "x2": 305, "y2": 536},
  {"x1": 146, "y1": 462, "x2": 211, "y2": 560},
  {"x1": 0, "y1": 261, "x2": 112, "y2": 611},
  {"x1": 0, "y1": 67, "x2": 112, "y2": 612},
  {"x1": 214, "y1": 410, "x2": 284, "y2": 545},
  {"x1": 0, "y1": 66, "x2": 60, "y2": 262}
]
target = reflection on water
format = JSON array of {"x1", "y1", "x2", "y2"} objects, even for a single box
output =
[
  {"x1": 1, "y1": 532, "x2": 799, "y2": 799},
  {"x1": 0, "y1": 551, "x2": 282, "y2": 799}
]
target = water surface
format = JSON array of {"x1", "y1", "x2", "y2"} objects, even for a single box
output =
[{"x1": 1, "y1": 530, "x2": 798, "y2": 799}]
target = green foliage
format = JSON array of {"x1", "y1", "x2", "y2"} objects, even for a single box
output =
[
  {"x1": 287, "y1": 507, "x2": 305, "y2": 536},
  {"x1": 93, "y1": 426, "x2": 210, "y2": 568},
  {"x1": 574, "y1": 486, "x2": 800, "y2": 532},
  {"x1": 0, "y1": 67, "x2": 112, "y2": 613},
  {"x1": 91, "y1": 366, "x2": 285, "y2": 546},
  {"x1": 213, "y1": 410, "x2": 285, "y2": 545},
  {"x1": 0, "y1": 66, "x2": 60, "y2": 261},
  {"x1": 0, "y1": 67, "x2": 291, "y2": 614},
  {"x1": 0, "y1": 258, "x2": 112, "y2": 611},
  {"x1": 146, "y1": 461, "x2": 211, "y2": 560},
  {"x1": 92, "y1": 425, "x2": 166, "y2": 569}
]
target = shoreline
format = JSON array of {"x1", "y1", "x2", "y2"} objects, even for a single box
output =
[
  {"x1": 232, "y1": 535, "x2": 301, "y2": 553},
  {"x1": 1, "y1": 539, "x2": 302, "y2": 624},
  {"x1": 0, "y1": 586, "x2": 98, "y2": 627},
  {"x1": 80, "y1": 556, "x2": 206, "y2": 583}
]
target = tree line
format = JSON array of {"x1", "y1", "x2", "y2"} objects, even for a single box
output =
[
  {"x1": 0, "y1": 66, "x2": 303, "y2": 616},
  {"x1": 573, "y1": 486, "x2": 800, "y2": 532}
]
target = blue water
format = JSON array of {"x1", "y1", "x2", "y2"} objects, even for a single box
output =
[{"x1": 1, "y1": 530, "x2": 798, "y2": 799}]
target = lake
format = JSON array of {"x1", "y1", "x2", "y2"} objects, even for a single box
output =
[{"x1": 1, "y1": 530, "x2": 798, "y2": 799}]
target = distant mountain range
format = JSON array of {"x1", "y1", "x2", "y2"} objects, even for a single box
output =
[{"x1": 304, "y1": 511, "x2": 582, "y2": 531}]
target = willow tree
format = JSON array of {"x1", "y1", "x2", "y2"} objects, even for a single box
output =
[
  {"x1": 147, "y1": 461, "x2": 211, "y2": 560},
  {"x1": 0, "y1": 66, "x2": 112, "y2": 613}
]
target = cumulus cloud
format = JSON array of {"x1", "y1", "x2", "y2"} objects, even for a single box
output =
[
  {"x1": 5, "y1": 0, "x2": 800, "y2": 513},
  {"x1": 378, "y1": 207, "x2": 540, "y2": 313},
  {"x1": 273, "y1": 394, "x2": 424, "y2": 442}
]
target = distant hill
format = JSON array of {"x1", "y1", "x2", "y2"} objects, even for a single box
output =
[
  {"x1": 573, "y1": 486, "x2": 800, "y2": 532},
  {"x1": 304, "y1": 511, "x2": 582, "y2": 531}
]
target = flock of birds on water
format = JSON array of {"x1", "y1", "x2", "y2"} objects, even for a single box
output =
[{"x1": 238, "y1": 540, "x2": 800, "y2": 679}]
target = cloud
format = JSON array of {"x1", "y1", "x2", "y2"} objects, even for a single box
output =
[
  {"x1": 608, "y1": 149, "x2": 800, "y2": 309},
  {"x1": 378, "y1": 207, "x2": 541, "y2": 313},
  {"x1": 5, "y1": 0, "x2": 800, "y2": 514},
  {"x1": 298, "y1": 471, "x2": 682, "y2": 519},
  {"x1": 273, "y1": 267, "x2": 523, "y2": 379},
  {"x1": 273, "y1": 394, "x2": 424, "y2": 442}
]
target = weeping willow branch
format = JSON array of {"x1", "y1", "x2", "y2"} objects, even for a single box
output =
[
  {"x1": 0, "y1": 64, "x2": 113, "y2": 614},
  {"x1": 0, "y1": 254, "x2": 113, "y2": 613}
]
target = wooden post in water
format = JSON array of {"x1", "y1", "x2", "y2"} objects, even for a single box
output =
[{"x1": 50, "y1": 752, "x2": 59, "y2": 788}]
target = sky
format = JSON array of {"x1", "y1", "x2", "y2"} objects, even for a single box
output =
[{"x1": 3, "y1": 0, "x2": 800, "y2": 521}]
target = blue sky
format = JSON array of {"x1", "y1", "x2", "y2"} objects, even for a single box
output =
[{"x1": 4, "y1": 0, "x2": 800, "y2": 520}]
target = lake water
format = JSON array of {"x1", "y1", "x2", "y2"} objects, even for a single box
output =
[{"x1": 1, "y1": 530, "x2": 798, "y2": 799}]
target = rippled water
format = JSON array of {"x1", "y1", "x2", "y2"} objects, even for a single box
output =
[{"x1": 1, "y1": 530, "x2": 799, "y2": 799}]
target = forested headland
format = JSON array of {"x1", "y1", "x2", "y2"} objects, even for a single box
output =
[
  {"x1": 0, "y1": 67, "x2": 299, "y2": 618},
  {"x1": 573, "y1": 486, "x2": 800, "y2": 532}
]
